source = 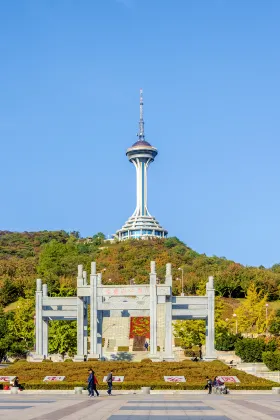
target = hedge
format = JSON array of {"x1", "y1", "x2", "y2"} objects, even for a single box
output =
[
  {"x1": 20, "y1": 382, "x2": 276, "y2": 391},
  {"x1": 0, "y1": 360, "x2": 275, "y2": 389},
  {"x1": 262, "y1": 351, "x2": 280, "y2": 371},
  {"x1": 235, "y1": 338, "x2": 277, "y2": 363}
]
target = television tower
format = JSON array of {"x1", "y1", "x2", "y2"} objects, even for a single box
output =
[{"x1": 116, "y1": 90, "x2": 168, "y2": 240}]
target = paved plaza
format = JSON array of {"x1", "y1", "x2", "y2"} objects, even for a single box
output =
[{"x1": 0, "y1": 393, "x2": 279, "y2": 420}]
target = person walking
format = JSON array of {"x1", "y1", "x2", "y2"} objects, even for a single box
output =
[
  {"x1": 106, "y1": 370, "x2": 113, "y2": 395},
  {"x1": 12, "y1": 376, "x2": 23, "y2": 391},
  {"x1": 205, "y1": 377, "x2": 212, "y2": 394},
  {"x1": 92, "y1": 371, "x2": 99, "y2": 397},
  {"x1": 87, "y1": 369, "x2": 94, "y2": 397},
  {"x1": 144, "y1": 341, "x2": 149, "y2": 351}
]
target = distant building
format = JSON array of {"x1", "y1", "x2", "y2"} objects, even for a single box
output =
[{"x1": 116, "y1": 90, "x2": 168, "y2": 241}]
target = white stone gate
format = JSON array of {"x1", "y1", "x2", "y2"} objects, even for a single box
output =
[{"x1": 35, "y1": 262, "x2": 216, "y2": 361}]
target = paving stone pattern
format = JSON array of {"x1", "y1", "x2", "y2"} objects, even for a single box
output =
[{"x1": 0, "y1": 394, "x2": 280, "y2": 419}]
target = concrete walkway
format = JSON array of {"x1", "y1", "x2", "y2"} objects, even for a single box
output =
[{"x1": 0, "y1": 393, "x2": 280, "y2": 419}]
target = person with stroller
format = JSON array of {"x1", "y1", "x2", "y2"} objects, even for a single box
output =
[{"x1": 213, "y1": 376, "x2": 229, "y2": 394}]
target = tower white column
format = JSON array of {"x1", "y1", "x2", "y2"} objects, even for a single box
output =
[{"x1": 132, "y1": 159, "x2": 151, "y2": 217}]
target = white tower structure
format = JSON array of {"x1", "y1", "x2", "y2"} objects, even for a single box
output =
[{"x1": 116, "y1": 90, "x2": 167, "y2": 240}]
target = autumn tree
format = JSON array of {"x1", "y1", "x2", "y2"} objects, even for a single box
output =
[{"x1": 234, "y1": 283, "x2": 273, "y2": 334}]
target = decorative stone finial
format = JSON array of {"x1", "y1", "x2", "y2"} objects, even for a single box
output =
[
  {"x1": 166, "y1": 263, "x2": 171, "y2": 276},
  {"x1": 83, "y1": 270, "x2": 87, "y2": 285},
  {"x1": 36, "y1": 278, "x2": 42, "y2": 291},
  {"x1": 42, "y1": 284, "x2": 48, "y2": 297},
  {"x1": 78, "y1": 264, "x2": 83, "y2": 278},
  {"x1": 151, "y1": 261, "x2": 156, "y2": 274},
  {"x1": 91, "y1": 262, "x2": 96, "y2": 275}
]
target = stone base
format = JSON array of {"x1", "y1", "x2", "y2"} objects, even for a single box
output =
[
  {"x1": 87, "y1": 354, "x2": 100, "y2": 360},
  {"x1": 73, "y1": 355, "x2": 86, "y2": 362},
  {"x1": 203, "y1": 355, "x2": 217, "y2": 361},
  {"x1": 32, "y1": 355, "x2": 45, "y2": 362},
  {"x1": 163, "y1": 355, "x2": 175, "y2": 362},
  {"x1": 148, "y1": 354, "x2": 162, "y2": 362}
]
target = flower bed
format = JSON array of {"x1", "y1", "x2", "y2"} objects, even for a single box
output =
[{"x1": 0, "y1": 360, "x2": 276, "y2": 390}]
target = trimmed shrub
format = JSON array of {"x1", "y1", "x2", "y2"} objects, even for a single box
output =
[
  {"x1": 262, "y1": 351, "x2": 280, "y2": 371},
  {"x1": 140, "y1": 358, "x2": 153, "y2": 363},
  {"x1": 235, "y1": 338, "x2": 266, "y2": 362},
  {"x1": 64, "y1": 359, "x2": 73, "y2": 363},
  {"x1": 235, "y1": 338, "x2": 277, "y2": 362},
  {"x1": 216, "y1": 333, "x2": 241, "y2": 351},
  {"x1": 22, "y1": 381, "x2": 277, "y2": 391}
]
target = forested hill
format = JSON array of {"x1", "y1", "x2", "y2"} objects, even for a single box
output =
[{"x1": 0, "y1": 230, "x2": 280, "y2": 307}]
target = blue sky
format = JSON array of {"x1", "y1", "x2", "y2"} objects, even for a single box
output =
[{"x1": 1, "y1": 0, "x2": 280, "y2": 268}]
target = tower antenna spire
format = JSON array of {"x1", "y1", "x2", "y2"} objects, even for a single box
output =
[{"x1": 138, "y1": 88, "x2": 145, "y2": 140}]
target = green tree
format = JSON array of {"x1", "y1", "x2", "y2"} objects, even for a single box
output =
[
  {"x1": 269, "y1": 310, "x2": 280, "y2": 335},
  {"x1": 7, "y1": 298, "x2": 35, "y2": 349},
  {"x1": 173, "y1": 320, "x2": 205, "y2": 348},
  {"x1": 92, "y1": 232, "x2": 106, "y2": 246},
  {"x1": 0, "y1": 279, "x2": 22, "y2": 306},
  {"x1": 49, "y1": 321, "x2": 77, "y2": 358}
]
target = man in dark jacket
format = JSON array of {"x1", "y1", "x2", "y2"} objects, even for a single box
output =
[
  {"x1": 106, "y1": 370, "x2": 113, "y2": 395},
  {"x1": 205, "y1": 377, "x2": 212, "y2": 394},
  {"x1": 87, "y1": 369, "x2": 94, "y2": 397}
]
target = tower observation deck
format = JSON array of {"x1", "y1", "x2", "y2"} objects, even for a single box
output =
[{"x1": 116, "y1": 90, "x2": 168, "y2": 241}]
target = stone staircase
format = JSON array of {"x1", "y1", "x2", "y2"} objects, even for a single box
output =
[
  {"x1": 236, "y1": 362, "x2": 280, "y2": 383},
  {"x1": 102, "y1": 317, "x2": 130, "y2": 349}
]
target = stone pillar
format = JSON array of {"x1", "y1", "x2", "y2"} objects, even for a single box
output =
[
  {"x1": 42, "y1": 284, "x2": 48, "y2": 358},
  {"x1": 205, "y1": 276, "x2": 217, "y2": 360},
  {"x1": 97, "y1": 273, "x2": 103, "y2": 357},
  {"x1": 149, "y1": 261, "x2": 158, "y2": 358},
  {"x1": 75, "y1": 265, "x2": 85, "y2": 361},
  {"x1": 164, "y1": 263, "x2": 174, "y2": 360},
  {"x1": 43, "y1": 319, "x2": 49, "y2": 358},
  {"x1": 82, "y1": 271, "x2": 88, "y2": 355},
  {"x1": 89, "y1": 262, "x2": 99, "y2": 358},
  {"x1": 35, "y1": 279, "x2": 43, "y2": 357}
]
